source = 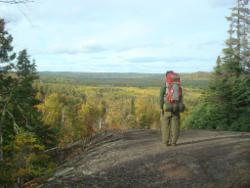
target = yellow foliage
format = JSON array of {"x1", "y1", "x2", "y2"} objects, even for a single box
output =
[
  {"x1": 36, "y1": 84, "x2": 203, "y2": 145},
  {"x1": 7, "y1": 131, "x2": 54, "y2": 182}
]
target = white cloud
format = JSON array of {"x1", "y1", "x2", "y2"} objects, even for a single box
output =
[
  {"x1": 0, "y1": 5, "x2": 22, "y2": 24},
  {"x1": 210, "y1": 0, "x2": 235, "y2": 8},
  {"x1": 1, "y1": 0, "x2": 234, "y2": 72}
]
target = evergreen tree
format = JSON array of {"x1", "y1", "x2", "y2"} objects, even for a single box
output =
[
  {"x1": 0, "y1": 18, "x2": 16, "y2": 161},
  {"x1": 241, "y1": 0, "x2": 250, "y2": 72},
  {"x1": 212, "y1": 0, "x2": 250, "y2": 129},
  {"x1": 130, "y1": 97, "x2": 136, "y2": 115},
  {"x1": 222, "y1": 0, "x2": 250, "y2": 74},
  {"x1": 0, "y1": 19, "x2": 54, "y2": 186},
  {"x1": 215, "y1": 56, "x2": 222, "y2": 74},
  {"x1": 186, "y1": 0, "x2": 250, "y2": 131},
  {"x1": 14, "y1": 50, "x2": 40, "y2": 130}
]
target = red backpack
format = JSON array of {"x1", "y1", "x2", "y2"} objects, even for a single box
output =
[{"x1": 164, "y1": 72, "x2": 184, "y2": 112}]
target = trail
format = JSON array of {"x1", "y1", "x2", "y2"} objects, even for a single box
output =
[{"x1": 40, "y1": 130, "x2": 250, "y2": 188}]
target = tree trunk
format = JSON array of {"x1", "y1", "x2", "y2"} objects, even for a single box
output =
[
  {"x1": 98, "y1": 118, "x2": 102, "y2": 130},
  {"x1": 0, "y1": 133, "x2": 3, "y2": 161},
  {"x1": 237, "y1": 0, "x2": 241, "y2": 61},
  {"x1": 0, "y1": 106, "x2": 6, "y2": 161},
  {"x1": 61, "y1": 108, "x2": 65, "y2": 127}
]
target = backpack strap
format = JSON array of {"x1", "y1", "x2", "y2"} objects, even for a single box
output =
[{"x1": 165, "y1": 81, "x2": 170, "y2": 96}]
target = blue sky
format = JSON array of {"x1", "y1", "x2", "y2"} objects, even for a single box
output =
[{"x1": 0, "y1": 0, "x2": 235, "y2": 73}]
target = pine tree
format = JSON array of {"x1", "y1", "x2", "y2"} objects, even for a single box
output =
[
  {"x1": 188, "y1": 0, "x2": 250, "y2": 131},
  {"x1": 222, "y1": 0, "x2": 250, "y2": 74},
  {"x1": 130, "y1": 97, "x2": 136, "y2": 115},
  {"x1": 16, "y1": 49, "x2": 37, "y2": 78},
  {"x1": 14, "y1": 50, "x2": 40, "y2": 131},
  {"x1": 215, "y1": 56, "x2": 222, "y2": 74},
  {"x1": 14, "y1": 50, "x2": 56, "y2": 150},
  {"x1": 241, "y1": 0, "x2": 250, "y2": 72},
  {"x1": 0, "y1": 19, "x2": 55, "y2": 186},
  {"x1": 0, "y1": 19, "x2": 16, "y2": 161},
  {"x1": 213, "y1": 0, "x2": 250, "y2": 129}
]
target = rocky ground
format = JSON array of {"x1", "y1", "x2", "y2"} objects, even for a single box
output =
[{"x1": 38, "y1": 130, "x2": 250, "y2": 188}]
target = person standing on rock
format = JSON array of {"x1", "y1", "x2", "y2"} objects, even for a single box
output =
[{"x1": 160, "y1": 71, "x2": 185, "y2": 146}]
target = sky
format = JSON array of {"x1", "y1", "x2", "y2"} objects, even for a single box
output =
[{"x1": 0, "y1": 0, "x2": 236, "y2": 73}]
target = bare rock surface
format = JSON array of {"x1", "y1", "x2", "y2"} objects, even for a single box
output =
[{"x1": 41, "y1": 130, "x2": 250, "y2": 188}]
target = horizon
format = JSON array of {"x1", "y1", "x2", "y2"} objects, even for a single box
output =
[{"x1": 38, "y1": 71, "x2": 211, "y2": 74}]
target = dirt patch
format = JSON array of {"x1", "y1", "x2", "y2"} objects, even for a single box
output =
[{"x1": 159, "y1": 163, "x2": 193, "y2": 180}]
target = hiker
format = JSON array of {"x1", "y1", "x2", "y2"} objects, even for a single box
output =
[{"x1": 160, "y1": 71, "x2": 185, "y2": 146}]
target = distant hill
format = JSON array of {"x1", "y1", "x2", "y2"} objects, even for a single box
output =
[{"x1": 39, "y1": 72, "x2": 211, "y2": 89}]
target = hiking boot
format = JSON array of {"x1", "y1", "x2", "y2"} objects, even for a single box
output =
[{"x1": 163, "y1": 143, "x2": 171, "y2": 147}]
